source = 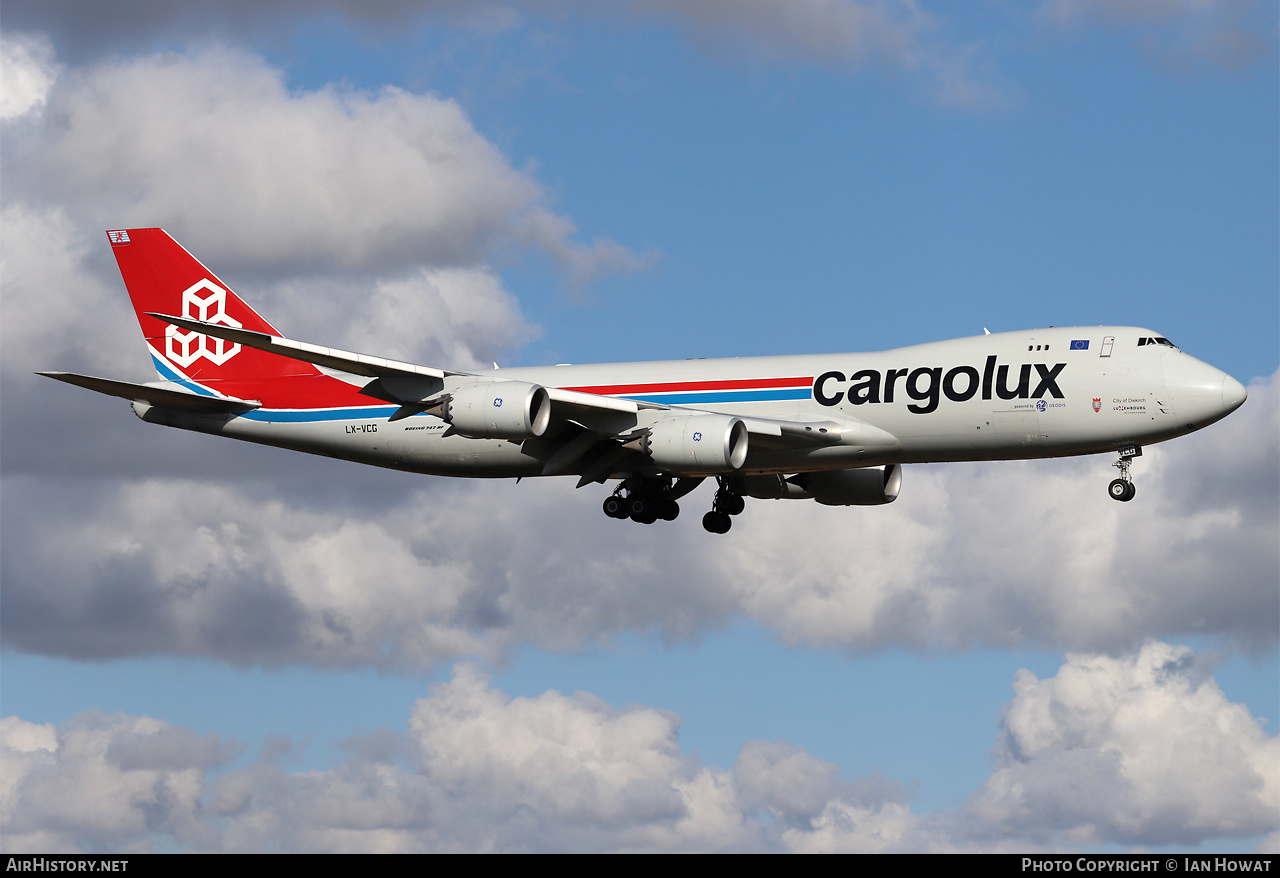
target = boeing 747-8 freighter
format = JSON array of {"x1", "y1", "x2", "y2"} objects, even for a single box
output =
[{"x1": 41, "y1": 229, "x2": 1247, "y2": 534}]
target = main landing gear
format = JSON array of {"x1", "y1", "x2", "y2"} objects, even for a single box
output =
[
  {"x1": 1108, "y1": 445, "x2": 1141, "y2": 502},
  {"x1": 602, "y1": 475, "x2": 745, "y2": 533},
  {"x1": 603, "y1": 477, "x2": 681, "y2": 524},
  {"x1": 701, "y1": 477, "x2": 745, "y2": 534}
]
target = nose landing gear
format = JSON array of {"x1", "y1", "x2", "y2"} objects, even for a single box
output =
[{"x1": 1108, "y1": 445, "x2": 1141, "y2": 502}]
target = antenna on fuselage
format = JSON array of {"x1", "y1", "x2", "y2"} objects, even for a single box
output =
[{"x1": 983, "y1": 328, "x2": 991, "y2": 335}]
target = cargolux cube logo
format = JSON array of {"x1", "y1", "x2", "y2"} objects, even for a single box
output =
[{"x1": 165, "y1": 279, "x2": 242, "y2": 367}]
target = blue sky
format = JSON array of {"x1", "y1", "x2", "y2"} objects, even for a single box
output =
[{"x1": 1, "y1": 0, "x2": 1277, "y2": 853}]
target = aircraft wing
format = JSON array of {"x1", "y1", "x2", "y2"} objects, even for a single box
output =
[
  {"x1": 37, "y1": 371, "x2": 261, "y2": 414},
  {"x1": 543, "y1": 391, "x2": 883, "y2": 450},
  {"x1": 736, "y1": 415, "x2": 842, "y2": 447}
]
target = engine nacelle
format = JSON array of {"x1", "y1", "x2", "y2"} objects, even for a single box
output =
[
  {"x1": 443, "y1": 381, "x2": 551, "y2": 440},
  {"x1": 796, "y1": 464, "x2": 901, "y2": 506},
  {"x1": 743, "y1": 465, "x2": 901, "y2": 506},
  {"x1": 644, "y1": 414, "x2": 748, "y2": 475}
]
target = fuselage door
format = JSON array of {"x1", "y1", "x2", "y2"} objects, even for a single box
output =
[
  {"x1": 1100, "y1": 336, "x2": 1114, "y2": 358},
  {"x1": 993, "y1": 410, "x2": 1045, "y2": 445}
]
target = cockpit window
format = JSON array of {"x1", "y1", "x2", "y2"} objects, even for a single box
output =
[{"x1": 1137, "y1": 337, "x2": 1179, "y2": 349}]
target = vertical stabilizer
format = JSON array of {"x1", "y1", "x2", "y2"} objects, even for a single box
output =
[{"x1": 107, "y1": 228, "x2": 321, "y2": 387}]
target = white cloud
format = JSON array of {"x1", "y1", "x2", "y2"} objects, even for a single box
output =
[
  {"x1": 265, "y1": 266, "x2": 537, "y2": 369},
  {"x1": 3, "y1": 646, "x2": 1273, "y2": 851},
  {"x1": 968, "y1": 642, "x2": 1280, "y2": 844},
  {"x1": 6, "y1": 3, "x2": 1012, "y2": 109},
  {"x1": 4, "y1": 373, "x2": 1275, "y2": 668},
  {"x1": 0, "y1": 41, "x2": 621, "y2": 464},
  {"x1": 726, "y1": 371, "x2": 1279, "y2": 655},
  {"x1": 8, "y1": 2, "x2": 926, "y2": 70},
  {"x1": 2, "y1": 44, "x2": 641, "y2": 279},
  {"x1": 0, "y1": 33, "x2": 61, "y2": 121},
  {"x1": 782, "y1": 800, "x2": 937, "y2": 853},
  {"x1": 0, "y1": 473, "x2": 731, "y2": 667},
  {"x1": 0, "y1": 712, "x2": 228, "y2": 853},
  {"x1": 408, "y1": 664, "x2": 691, "y2": 827},
  {"x1": 0, "y1": 204, "x2": 133, "y2": 377}
]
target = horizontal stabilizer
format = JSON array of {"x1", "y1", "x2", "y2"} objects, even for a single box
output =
[
  {"x1": 147, "y1": 312, "x2": 471, "y2": 385},
  {"x1": 37, "y1": 372, "x2": 261, "y2": 414}
]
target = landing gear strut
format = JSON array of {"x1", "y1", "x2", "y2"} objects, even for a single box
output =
[
  {"x1": 1108, "y1": 445, "x2": 1141, "y2": 502},
  {"x1": 702, "y1": 477, "x2": 746, "y2": 534}
]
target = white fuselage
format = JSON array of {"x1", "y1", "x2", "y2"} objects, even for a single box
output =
[{"x1": 135, "y1": 326, "x2": 1244, "y2": 479}]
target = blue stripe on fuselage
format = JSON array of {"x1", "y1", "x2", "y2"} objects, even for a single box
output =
[
  {"x1": 238, "y1": 406, "x2": 401, "y2": 422},
  {"x1": 150, "y1": 354, "x2": 219, "y2": 397}
]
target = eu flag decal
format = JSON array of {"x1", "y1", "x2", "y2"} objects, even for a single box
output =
[{"x1": 1070, "y1": 339, "x2": 1090, "y2": 351}]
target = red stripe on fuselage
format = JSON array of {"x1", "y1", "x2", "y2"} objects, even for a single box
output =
[
  {"x1": 563, "y1": 376, "x2": 813, "y2": 396},
  {"x1": 194, "y1": 375, "x2": 818, "y2": 411}
]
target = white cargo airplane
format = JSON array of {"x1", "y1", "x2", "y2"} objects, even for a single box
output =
[{"x1": 41, "y1": 229, "x2": 1248, "y2": 534}]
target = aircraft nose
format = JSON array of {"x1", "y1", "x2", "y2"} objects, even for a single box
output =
[
  {"x1": 1222, "y1": 373, "x2": 1247, "y2": 414},
  {"x1": 1161, "y1": 353, "x2": 1245, "y2": 426}
]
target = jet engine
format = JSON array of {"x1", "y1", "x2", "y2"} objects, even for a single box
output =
[
  {"x1": 643, "y1": 414, "x2": 748, "y2": 474},
  {"x1": 442, "y1": 381, "x2": 551, "y2": 440},
  {"x1": 742, "y1": 464, "x2": 901, "y2": 506}
]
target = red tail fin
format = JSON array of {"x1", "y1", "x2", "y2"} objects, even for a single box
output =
[{"x1": 108, "y1": 228, "x2": 321, "y2": 386}]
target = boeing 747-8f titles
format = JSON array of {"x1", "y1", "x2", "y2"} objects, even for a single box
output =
[{"x1": 41, "y1": 229, "x2": 1248, "y2": 534}]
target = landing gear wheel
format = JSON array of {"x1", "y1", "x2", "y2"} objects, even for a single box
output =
[
  {"x1": 718, "y1": 491, "x2": 745, "y2": 516},
  {"x1": 603, "y1": 496, "x2": 627, "y2": 519},
  {"x1": 1108, "y1": 479, "x2": 1134, "y2": 502},
  {"x1": 702, "y1": 511, "x2": 732, "y2": 534},
  {"x1": 659, "y1": 499, "x2": 680, "y2": 521}
]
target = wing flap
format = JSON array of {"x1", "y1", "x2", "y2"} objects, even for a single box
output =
[{"x1": 737, "y1": 414, "x2": 899, "y2": 451}]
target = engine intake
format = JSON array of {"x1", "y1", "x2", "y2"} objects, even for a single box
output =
[
  {"x1": 644, "y1": 414, "x2": 748, "y2": 475},
  {"x1": 443, "y1": 381, "x2": 551, "y2": 440}
]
